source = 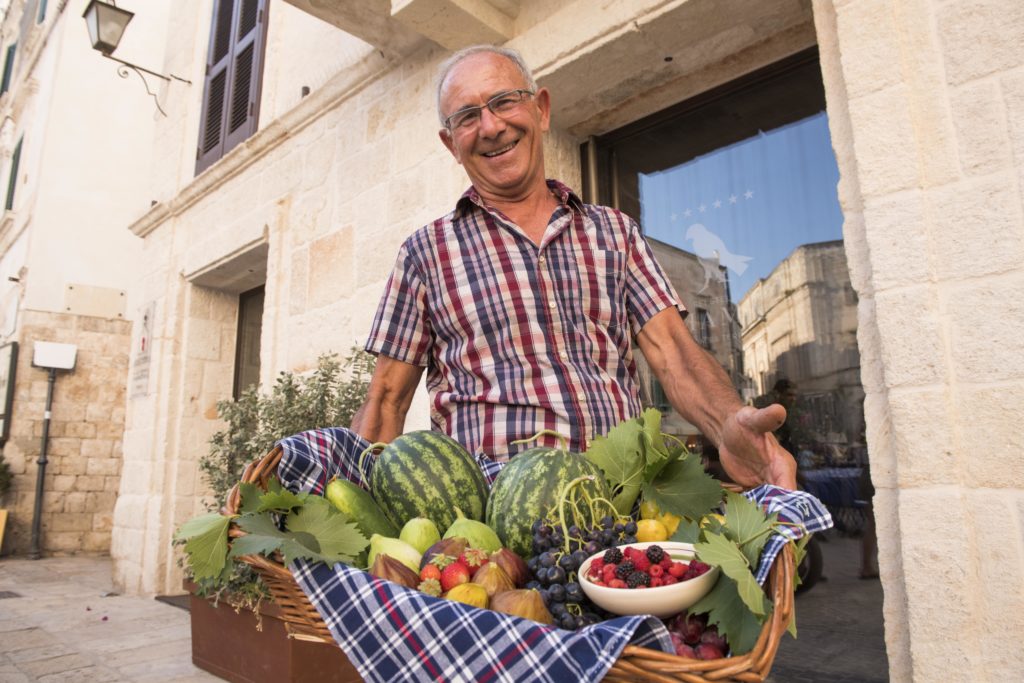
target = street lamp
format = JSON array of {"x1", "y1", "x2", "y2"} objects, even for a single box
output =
[
  {"x1": 28, "y1": 342, "x2": 77, "y2": 560},
  {"x1": 82, "y1": 0, "x2": 135, "y2": 55},
  {"x1": 82, "y1": 1, "x2": 191, "y2": 116}
]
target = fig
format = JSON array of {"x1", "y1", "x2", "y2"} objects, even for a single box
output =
[
  {"x1": 420, "y1": 537, "x2": 469, "y2": 571},
  {"x1": 368, "y1": 534, "x2": 422, "y2": 573},
  {"x1": 489, "y1": 548, "x2": 529, "y2": 587},
  {"x1": 443, "y1": 508, "x2": 502, "y2": 552},
  {"x1": 445, "y1": 583, "x2": 489, "y2": 609},
  {"x1": 471, "y1": 562, "x2": 515, "y2": 598},
  {"x1": 489, "y1": 589, "x2": 553, "y2": 625},
  {"x1": 370, "y1": 554, "x2": 420, "y2": 590},
  {"x1": 400, "y1": 517, "x2": 441, "y2": 555},
  {"x1": 700, "y1": 626, "x2": 728, "y2": 652},
  {"x1": 695, "y1": 643, "x2": 725, "y2": 660}
]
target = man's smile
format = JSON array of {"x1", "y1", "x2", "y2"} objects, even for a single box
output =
[{"x1": 481, "y1": 139, "x2": 519, "y2": 158}]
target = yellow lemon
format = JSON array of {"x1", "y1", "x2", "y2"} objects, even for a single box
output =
[
  {"x1": 700, "y1": 513, "x2": 726, "y2": 528},
  {"x1": 658, "y1": 511, "x2": 682, "y2": 536},
  {"x1": 636, "y1": 519, "x2": 669, "y2": 543},
  {"x1": 639, "y1": 499, "x2": 659, "y2": 520}
]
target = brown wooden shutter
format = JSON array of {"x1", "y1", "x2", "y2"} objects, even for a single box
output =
[{"x1": 196, "y1": 0, "x2": 268, "y2": 175}]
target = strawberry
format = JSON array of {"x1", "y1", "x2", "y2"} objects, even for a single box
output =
[
  {"x1": 458, "y1": 548, "x2": 489, "y2": 576},
  {"x1": 417, "y1": 578, "x2": 442, "y2": 597},
  {"x1": 420, "y1": 563, "x2": 442, "y2": 582},
  {"x1": 440, "y1": 561, "x2": 471, "y2": 592},
  {"x1": 430, "y1": 554, "x2": 456, "y2": 569}
]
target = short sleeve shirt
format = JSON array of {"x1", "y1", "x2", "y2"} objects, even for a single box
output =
[{"x1": 365, "y1": 180, "x2": 685, "y2": 461}]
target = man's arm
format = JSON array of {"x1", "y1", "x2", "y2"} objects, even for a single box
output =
[
  {"x1": 350, "y1": 355, "x2": 424, "y2": 443},
  {"x1": 635, "y1": 308, "x2": 797, "y2": 489}
]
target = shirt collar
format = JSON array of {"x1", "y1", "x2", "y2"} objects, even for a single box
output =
[{"x1": 454, "y1": 179, "x2": 585, "y2": 218}]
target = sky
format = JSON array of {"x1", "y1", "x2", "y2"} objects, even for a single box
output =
[{"x1": 639, "y1": 112, "x2": 845, "y2": 303}]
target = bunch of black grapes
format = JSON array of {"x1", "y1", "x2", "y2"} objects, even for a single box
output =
[{"x1": 524, "y1": 515, "x2": 639, "y2": 630}]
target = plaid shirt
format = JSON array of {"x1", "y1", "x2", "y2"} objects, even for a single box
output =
[{"x1": 366, "y1": 180, "x2": 684, "y2": 460}]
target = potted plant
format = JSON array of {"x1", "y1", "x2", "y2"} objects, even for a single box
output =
[{"x1": 183, "y1": 350, "x2": 373, "y2": 683}]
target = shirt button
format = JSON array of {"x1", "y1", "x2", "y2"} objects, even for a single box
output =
[
  {"x1": 539, "y1": 255, "x2": 546, "y2": 265},
  {"x1": 549, "y1": 301, "x2": 556, "y2": 309},
  {"x1": 577, "y1": 392, "x2": 586, "y2": 401},
  {"x1": 560, "y1": 351, "x2": 568, "y2": 360}
]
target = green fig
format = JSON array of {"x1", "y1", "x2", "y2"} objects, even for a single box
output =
[
  {"x1": 442, "y1": 507, "x2": 501, "y2": 553},
  {"x1": 400, "y1": 517, "x2": 441, "y2": 555},
  {"x1": 368, "y1": 534, "x2": 422, "y2": 573}
]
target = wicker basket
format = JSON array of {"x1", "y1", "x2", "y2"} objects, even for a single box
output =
[{"x1": 224, "y1": 446, "x2": 795, "y2": 682}]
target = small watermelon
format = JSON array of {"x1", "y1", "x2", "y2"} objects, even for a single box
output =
[
  {"x1": 486, "y1": 447, "x2": 611, "y2": 557},
  {"x1": 370, "y1": 431, "x2": 488, "y2": 533}
]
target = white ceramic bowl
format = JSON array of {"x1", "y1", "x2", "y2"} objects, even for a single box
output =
[{"x1": 578, "y1": 541, "x2": 720, "y2": 619}]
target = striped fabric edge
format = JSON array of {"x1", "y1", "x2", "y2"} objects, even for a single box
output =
[{"x1": 743, "y1": 485, "x2": 834, "y2": 584}]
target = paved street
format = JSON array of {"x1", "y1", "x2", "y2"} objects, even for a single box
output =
[
  {"x1": 0, "y1": 556, "x2": 217, "y2": 683},
  {"x1": 1, "y1": 535, "x2": 887, "y2": 682}
]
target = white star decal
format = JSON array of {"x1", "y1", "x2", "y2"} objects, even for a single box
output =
[
  {"x1": 713, "y1": 199, "x2": 722, "y2": 209},
  {"x1": 744, "y1": 189, "x2": 754, "y2": 199},
  {"x1": 684, "y1": 208, "x2": 692, "y2": 217},
  {"x1": 699, "y1": 204, "x2": 707, "y2": 213},
  {"x1": 729, "y1": 195, "x2": 738, "y2": 204}
]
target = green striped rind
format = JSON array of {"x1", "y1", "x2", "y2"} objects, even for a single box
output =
[
  {"x1": 370, "y1": 430, "x2": 488, "y2": 533},
  {"x1": 485, "y1": 447, "x2": 610, "y2": 557}
]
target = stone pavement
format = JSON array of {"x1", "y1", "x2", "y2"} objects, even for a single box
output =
[
  {"x1": 767, "y1": 533, "x2": 889, "y2": 682},
  {"x1": 0, "y1": 556, "x2": 217, "y2": 683},
  {"x1": 0, "y1": 535, "x2": 888, "y2": 682}
]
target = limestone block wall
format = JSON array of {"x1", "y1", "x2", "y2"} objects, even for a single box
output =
[
  {"x1": 813, "y1": 0, "x2": 1024, "y2": 680},
  {"x1": 1, "y1": 310, "x2": 130, "y2": 556}
]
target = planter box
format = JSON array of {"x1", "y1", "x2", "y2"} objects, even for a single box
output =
[{"x1": 188, "y1": 589, "x2": 361, "y2": 683}]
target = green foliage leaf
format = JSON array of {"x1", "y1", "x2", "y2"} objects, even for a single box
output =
[
  {"x1": 584, "y1": 418, "x2": 645, "y2": 515},
  {"x1": 690, "y1": 574, "x2": 768, "y2": 655},
  {"x1": 642, "y1": 453, "x2": 723, "y2": 520},
  {"x1": 723, "y1": 491, "x2": 777, "y2": 568},
  {"x1": 694, "y1": 532, "x2": 768, "y2": 617},
  {"x1": 237, "y1": 482, "x2": 263, "y2": 514},
  {"x1": 255, "y1": 487, "x2": 308, "y2": 513},
  {"x1": 176, "y1": 513, "x2": 231, "y2": 582},
  {"x1": 639, "y1": 409, "x2": 673, "y2": 481},
  {"x1": 669, "y1": 517, "x2": 702, "y2": 544},
  {"x1": 287, "y1": 496, "x2": 367, "y2": 564}
]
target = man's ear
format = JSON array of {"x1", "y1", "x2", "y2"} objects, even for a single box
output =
[
  {"x1": 439, "y1": 128, "x2": 462, "y2": 164},
  {"x1": 534, "y1": 87, "x2": 552, "y2": 132}
]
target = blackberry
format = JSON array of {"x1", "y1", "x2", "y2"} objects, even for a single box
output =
[
  {"x1": 615, "y1": 560, "x2": 635, "y2": 579},
  {"x1": 603, "y1": 547, "x2": 623, "y2": 565},
  {"x1": 645, "y1": 545, "x2": 666, "y2": 564},
  {"x1": 626, "y1": 571, "x2": 650, "y2": 588}
]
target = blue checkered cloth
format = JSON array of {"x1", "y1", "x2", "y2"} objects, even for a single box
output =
[
  {"x1": 742, "y1": 486, "x2": 833, "y2": 584},
  {"x1": 274, "y1": 427, "x2": 831, "y2": 681}
]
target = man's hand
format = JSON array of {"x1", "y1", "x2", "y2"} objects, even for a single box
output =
[{"x1": 719, "y1": 404, "x2": 798, "y2": 489}]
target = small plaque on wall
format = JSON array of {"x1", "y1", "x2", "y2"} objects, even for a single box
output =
[{"x1": 64, "y1": 284, "x2": 126, "y2": 319}]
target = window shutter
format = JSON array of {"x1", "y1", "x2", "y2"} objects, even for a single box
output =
[
  {"x1": 6, "y1": 137, "x2": 23, "y2": 211},
  {"x1": 195, "y1": 0, "x2": 267, "y2": 175},
  {"x1": 37, "y1": 0, "x2": 49, "y2": 24},
  {"x1": 0, "y1": 44, "x2": 15, "y2": 95}
]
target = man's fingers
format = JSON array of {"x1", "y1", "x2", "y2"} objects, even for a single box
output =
[{"x1": 738, "y1": 403, "x2": 787, "y2": 434}]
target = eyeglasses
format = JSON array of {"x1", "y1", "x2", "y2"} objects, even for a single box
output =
[{"x1": 443, "y1": 89, "x2": 535, "y2": 132}]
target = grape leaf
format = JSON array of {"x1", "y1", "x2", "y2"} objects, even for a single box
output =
[
  {"x1": 584, "y1": 418, "x2": 645, "y2": 515},
  {"x1": 231, "y1": 513, "x2": 293, "y2": 557},
  {"x1": 669, "y1": 517, "x2": 702, "y2": 544},
  {"x1": 286, "y1": 496, "x2": 367, "y2": 564},
  {"x1": 694, "y1": 532, "x2": 767, "y2": 617},
  {"x1": 639, "y1": 409, "x2": 672, "y2": 481},
  {"x1": 237, "y1": 482, "x2": 263, "y2": 514},
  {"x1": 689, "y1": 574, "x2": 768, "y2": 655},
  {"x1": 642, "y1": 453, "x2": 723, "y2": 521},
  {"x1": 723, "y1": 491, "x2": 777, "y2": 569},
  {"x1": 255, "y1": 487, "x2": 308, "y2": 513},
  {"x1": 175, "y1": 513, "x2": 231, "y2": 582}
]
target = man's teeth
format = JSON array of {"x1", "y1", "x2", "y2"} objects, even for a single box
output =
[{"x1": 483, "y1": 141, "x2": 517, "y2": 157}]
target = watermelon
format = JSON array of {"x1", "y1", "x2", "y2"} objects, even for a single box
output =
[
  {"x1": 486, "y1": 447, "x2": 611, "y2": 557},
  {"x1": 370, "y1": 430, "x2": 488, "y2": 533}
]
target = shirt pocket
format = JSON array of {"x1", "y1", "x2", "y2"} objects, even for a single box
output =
[{"x1": 576, "y1": 248, "x2": 628, "y2": 330}]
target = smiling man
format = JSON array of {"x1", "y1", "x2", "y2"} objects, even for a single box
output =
[{"x1": 351, "y1": 45, "x2": 796, "y2": 489}]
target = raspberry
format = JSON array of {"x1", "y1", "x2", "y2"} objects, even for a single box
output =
[
  {"x1": 650, "y1": 577, "x2": 664, "y2": 588},
  {"x1": 615, "y1": 560, "x2": 635, "y2": 579},
  {"x1": 649, "y1": 564, "x2": 664, "y2": 578},
  {"x1": 590, "y1": 558, "x2": 605, "y2": 573},
  {"x1": 631, "y1": 554, "x2": 651, "y2": 572},
  {"x1": 660, "y1": 556, "x2": 673, "y2": 569},
  {"x1": 603, "y1": 548, "x2": 623, "y2": 565},
  {"x1": 668, "y1": 562, "x2": 687, "y2": 578},
  {"x1": 626, "y1": 571, "x2": 650, "y2": 588},
  {"x1": 609, "y1": 578, "x2": 627, "y2": 589},
  {"x1": 645, "y1": 545, "x2": 665, "y2": 564},
  {"x1": 602, "y1": 564, "x2": 618, "y2": 582},
  {"x1": 662, "y1": 575, "x2": 678, "y2": 586}
]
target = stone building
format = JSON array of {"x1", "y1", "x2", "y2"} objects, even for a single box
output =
[
  {"x1": 0, "y1": 0, "x2": 1018, "y2": 681},
  {"x1": 738, "y1": 240, "x2": 864, "y2": 446},
  {"x1": 0, "y1": 0, "x2": 153, "y2": 555}
]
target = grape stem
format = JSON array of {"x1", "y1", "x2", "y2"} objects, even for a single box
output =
[
  {"x1": 356, "y1": 442, "x2": 387, "y2": 483},
  {"x1": 510, "y1": 429, "x2": 570, "y2": 451}
]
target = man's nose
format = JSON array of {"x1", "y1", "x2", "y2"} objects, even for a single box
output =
[{"x1": 477, "y1": 106, "x2": 507, "y2": 137}]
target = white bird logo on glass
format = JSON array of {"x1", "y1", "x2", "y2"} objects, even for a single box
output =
[{"x1": 685, "y1": 223, "x2": 752, "y2": 293}]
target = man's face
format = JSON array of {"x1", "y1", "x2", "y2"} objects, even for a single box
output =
[{"x1": 438, "y1": 53, "x2": 551, "y2": 201}]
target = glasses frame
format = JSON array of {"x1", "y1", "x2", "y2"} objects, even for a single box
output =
[{"x1": 443, "y1": 89, "x2": 536, "y2": 132}]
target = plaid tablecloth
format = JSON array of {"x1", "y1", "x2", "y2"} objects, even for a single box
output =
[{"x1": 275, "y1": 427, "x2": 831, "y2": 682}]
